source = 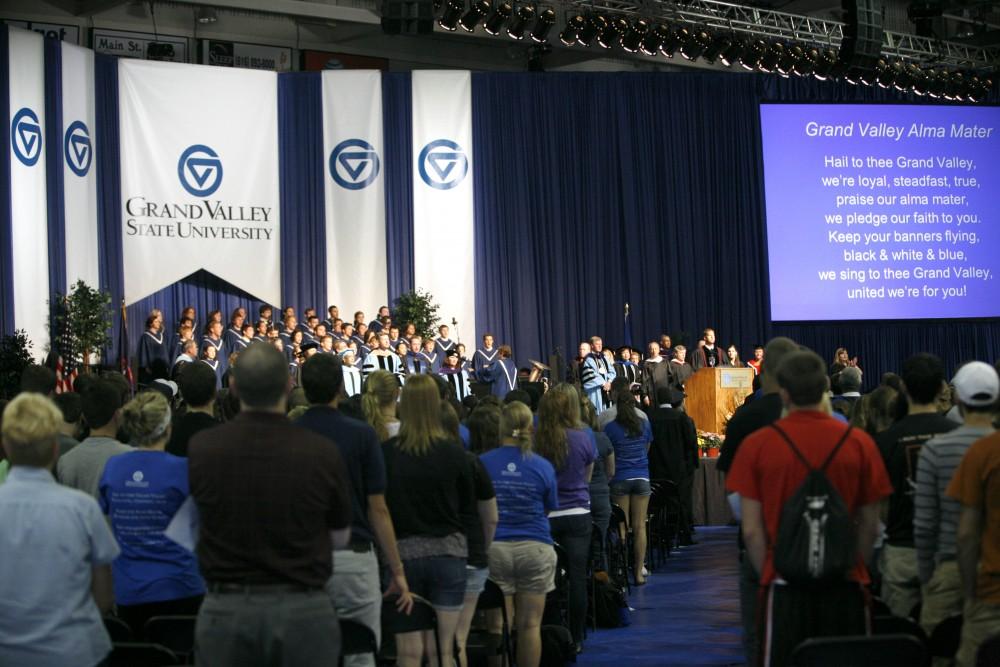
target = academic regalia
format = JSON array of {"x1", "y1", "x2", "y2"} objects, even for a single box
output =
[
  {"x1": 342, "y1": 365, "x2": 363, "y2": 397},
  {"x1": 358, "y1": 344, "x2": 372, "y2": 360},
  {"x1": 171, "y1": 353, "x2": 195, "y2": 381},
  {"x1": 200, "y1": 358, "x2": 223, "y2": 390},
  {"x1": 439, "y1": 367, "x2": 472, "y2": 402},
  {"x1": 137, "y1": 330, "x2": 171, "y2": 385},
  {"x1": 368, "y1": 320, "x2": 384, "y2": 334},
  {"x1": 223, "y1": 327, "x2": 243, "y2": 351},
  {"x1": 483, "y1": 357, "x2": 518, "y2": 399},
  {"x1": 279, "y1": 328, "x2": 295, "y2": 344},
  {"x1": 419, "y1": 350, "x2": 441, "y2": 374},
  {"x1": 288, "y1": 359, "x2": 300, "y2": 384},
  {"x1": 642, "y1": 358, "x2": 671, "y2": 405},
  {"x1": 690, "y1": 345, "x2": 724, "y2": 371},
  {"x1": 301, "y1": 330, "x2": 317, "y2": 345},
  {"x1": 404, "y1": 353, "x2": 428, "y2": 375},
  {"x1": 614, "y1": 360, "x2": 642, "y2": 389},
  {"x1": 350, "y1": 334, "x2": 366, "y2": 348},
  {"x1": 581, "y1": 353, "x2": 616, "y2": 414},
  {"x1": 434, "y1": 337, "x2": 455, "y2": 356},
  {"x1": 473, "y1": 347, "x2": 499, "y2": 381},
  {"x1": 253, "y1": 334, "x2": 269, "y2": 344},
  {"x1": 388, "y1": 338, "x2": 403, "y2": 350},
  {"x1": 362, "y1": 351, "x2": 403, "y2": 382},
  {"x1": 233, "y1": 337, "x2": 251, "y2": 352},
  {"x1": 670, "y1": 360, "x2": 694, "y2": 389},
  {"x1": 202, "y1": 335, "x2": 227, "y2": 375}
]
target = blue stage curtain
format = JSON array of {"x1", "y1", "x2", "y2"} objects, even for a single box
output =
[
  {"x1": 44, "y1": 38, "x2": 66, "y2": 308},
  {"x1": 278, "y1": 72, "x2": 326, "y2": 313},
  {"x1": 95, "y1": 53, "x2": 124, "y2": 362},
  {"x1": 0, "y1": 27, "x2": 13, "y2": 335},
  {"x1": 382, "y1": 72, "x2": 414, "y2": 303},
  {"x1": 471, "y1": 71, "x2": 1000, "y2": 381}
]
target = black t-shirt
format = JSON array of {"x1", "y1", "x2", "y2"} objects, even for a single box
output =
[
  {"x1": 717, "y1": 392, "x2": 784, "y2": 474},
  {"x1": 876, "y1": 413, "x2": 958, "y2": 547},
  {"x1": 463, "y1": 453, "x2": 497, "y2": 568},
  {"x1": 166, "y1": 412, "x2": 220, "y2": 457}
]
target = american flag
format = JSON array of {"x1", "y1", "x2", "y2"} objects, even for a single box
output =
[
  {"x1": 54, "y1": 298, "x2": 78, "y2": 394},
  {"x1": 119, "y1": 299, "x2": 135, "y2": 393}
]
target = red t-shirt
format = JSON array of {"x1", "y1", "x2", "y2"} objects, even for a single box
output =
[{"x1": 726, "y1": 410, "x2": 893, "y2": 585}]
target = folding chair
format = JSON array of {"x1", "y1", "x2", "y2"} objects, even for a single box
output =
[
  {"x1": 872, "y1": 614, "x2": 928, "y2": 646},
  {"x1": 607, "y1": 503, "x2": 631, "y2": 592},
  {"x1": 647, "y1": 478, "x2": 682, "y2": 567},
  {"x1": 790, "y1": 634, "x2": 928, "y2": 667},
  {"x1": 976, "y1": 633, "x2": 1000, "y2": 667},
  {"x1": 103, "y1": 616, "x2": 133, "y2": 643},
  {"x1": 544, "y1": 542, "x2": 570, "y2": 629},
  {"x1": 143, "y1": 615, "x2": 197, "y2": 663},
  {"x1": 110, "y1": 642, "x2": 180, "y2": 667},
  {"x1": 466, "y1": 579, "x2": 514, "y2": 667},
  {"x1": 339, "y1": 619, "x2": 377, "y2": 667},
  {"x1": 380, "y1": 594, "x2": 441, "y2": 667}
]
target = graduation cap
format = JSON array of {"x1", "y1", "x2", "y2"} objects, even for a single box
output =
[
  {"x1": 339, "y1": 348, "x2": 354, "y2": 358},
  {"x1": 300, "y1": 341, "x2": 320, "y2": 353},
  {"x1": 617, "y1": 345, "x2": 633, "y2": 356},
  {"x1": 444, "y1": 347, "x2": 460, "y2": 358}
]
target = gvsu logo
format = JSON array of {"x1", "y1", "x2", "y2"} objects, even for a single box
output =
[
  {"x1": 418, "y1": 139, "x2": 468, "y2": 190},
  {"x1": 64, "y1": 121, "x2": 93, "y2": 177},
  {"x1": 10, "y1": 107, "x2": 42, "y2": 166},
  {"x1": 177, "y1": 144, "x2": 223, "y2": 197},
  {"x1": 329, "y1": 139, "x2": 380, "y2": 190}
]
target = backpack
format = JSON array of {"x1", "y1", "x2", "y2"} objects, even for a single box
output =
[
  {"x1": 591, "y1": 577, "x2": 630, "y2": 628},
  {"x1": 771, "y1": 423, "x2": 857, "y2": 587}
]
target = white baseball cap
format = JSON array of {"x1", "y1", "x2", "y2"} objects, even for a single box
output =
[{"x1": 952, "y1": 361, "x2": 999, "y2": 407}]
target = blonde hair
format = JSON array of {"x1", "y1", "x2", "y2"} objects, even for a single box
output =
[
  {"x1": 397, "y1": 374, "x2": 446, "y2": 455},
  {"x1": 121, "y1": 391, "x2": 172, "y2": 447},
  {"x1": 535, "y1": 383, "x2": 581, "y2": 470},
  {"x1": 1, "y1": 393, "x2": 61, "y2": 466},
  {"x1": 362, "y1": 370, "x2": 399, "y2": 442},
  {"x1": 500, "y1": 401, "x2": 534, "y2": 455}
]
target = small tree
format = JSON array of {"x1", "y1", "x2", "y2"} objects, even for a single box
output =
[
  {"x1": 56, "y1": 280, "x2": 113, "y2": 373},
  {"x1": 0, "y1": 329, "x2": 34, "y2": 399},
  {"x1": 392, "y1": 289, "x2": 440, "y2": 341}
]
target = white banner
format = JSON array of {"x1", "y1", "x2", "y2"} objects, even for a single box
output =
[
  {"x1": 411, "y1": 70, "x2": 476, "y2": 343},
  {"x1": 119, "y1": 59, "x2": 280, "y2": 306},
  {"x1": 61, "y1": 41, "x2": 99, "y2": 292},
  {"x1": 322, "y1": 70, "x2": 387, "y2": 319},
  {"x1": 7, "y1": 26, "x2": 49, "y2": 355}
]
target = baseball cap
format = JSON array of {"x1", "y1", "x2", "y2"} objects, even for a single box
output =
[{"x1": 952, "y1": 361, "x2": 1000, "y2": 407}]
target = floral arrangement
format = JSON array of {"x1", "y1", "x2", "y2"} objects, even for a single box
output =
[{"x1": 698, "y1": 431, "x2": 725, "y2": 457}]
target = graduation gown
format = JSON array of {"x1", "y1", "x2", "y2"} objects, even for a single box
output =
[
  {"x1": 223, "y1": 327, "x2": 243, "y2": 352},
  {"x1": 642, "y1": 358, "x2": 672, "y2": 404},
  {"x1": 342, "y1": 366, "x2": 363, "y2": 397},
  {"x1": 419, "y1": 350, "x2": 441, "y2": 374},
  {"x1": 483, "y1": 358, "x2": 518, "y2": 399},
  {"x1": 439, "y1": 367, "x2": 472, "y2": 402},
  {"x1": 473, "y1": 347, "x2": 499, "y2": 381},
  {"x1": 403, "y1": 353, "x2": 429, "y2": 375},
  {"x1": 137, "y1": 331, "x2": 170, "y2": 384},
  {"x1": 202, "y1": 335, "x2": 227, "y2": 374},
  {"x1": 434, "y1": 337, "x2": 455, "y2": 356},
  {"x1": 614, "y1": 361, "x2": 642, "y2": 389},
  {"x1": 362, "y1": 351, "x2": 403, "y2": 381},
  {"x1": 581, "y1": 353, "x2": 616, "y2": 414},
  {"x1": 200, "y1": 358, "x2": 223, "y2": 390}
]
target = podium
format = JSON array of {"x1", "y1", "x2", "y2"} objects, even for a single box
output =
[{"x1": 685, "y1": 367, "x2": 755, "y2": 433}]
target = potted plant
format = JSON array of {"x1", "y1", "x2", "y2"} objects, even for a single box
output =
[
  {"x1": 54, "y1": 280, "x2": 113, "y2": 374},
  {"x1": 391, "y1": 289, "x2": 440, "y2": 341},
  {"x1": 0, "y1": 330, "x2": 34, "y2": 399},
  {"x1": 697, "y1": 431, "x2": 725, "y2": 458}
]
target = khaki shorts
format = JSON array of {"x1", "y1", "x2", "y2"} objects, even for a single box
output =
[{"x1": 488, "y1": 541, "x2": 557, "y2": 596}]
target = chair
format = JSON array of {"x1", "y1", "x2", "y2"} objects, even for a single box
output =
[
  {"x1": 607, "y1": 504, "x2": 631, "y2": 592},
  {"x1": 872, "y1": 614, "x2": 928, "y2": 645},
  {"x1": 976, "y1": 633, "x2": 1000, "y2": 667},
  {"x1": 466, "y1": 579, "x2": 514, "y2": 667},
  {"x1": 110, "y1": 642, "x2": 180, "y2": 667},
  {"x1": 103, "y1": 616, "x2": 133, "y2": 643},
  {"x1": 928, "y1": 614, "x2": 963, "y2": 658},
  {"x1": 544, "y1": 542, "x2": 570, "y2": 629},
  {"x1": 380, "y1": 594, "x2": 441, "y2": 667},
  {"x1": 647, "y1": 478, "x2": 682, "y2": 567},
  {"x1": 790, "y1": 634, "x2": 928, "y2": 667},
  {"x1": 143, "y1": 615, "x2": 196, "y2": 663},
  {"x1": 339, "y1": 619, "x2": 377, "y2": 667}
]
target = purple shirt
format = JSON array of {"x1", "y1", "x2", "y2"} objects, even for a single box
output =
[{"x1": 553, "y1": 429, "x2": 598, "y2": 512}]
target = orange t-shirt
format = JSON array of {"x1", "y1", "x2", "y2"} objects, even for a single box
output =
[
  {"x1": 946, "y1": 431, "x2": 1000, "y2": 604},
  {"x1": 726, "y1": 410, "x2": 893, "y2": 586}
]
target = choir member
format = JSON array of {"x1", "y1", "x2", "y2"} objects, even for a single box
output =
[
  {"x1": 388, "y1": 326, "x2": 402, "y2": 350},
  {"x1": 473, "y1": 333, "x2": 499, "y2": 381},
  {"x1": 279, "y1": 315, "x2": 298, "y2": 344},
  {"x1": 420, "y1": 338, "x2": 441, "y2": 373},
  {"x1": 368, "y1": 306, "x2": 390, "y2": 333},
  {"x1": 200, "y1": 344, "x2": 222, "y2": 390},
  {"x1": 351, "y1": 323, "x2": 368, "y2": 348},
  {"x1": 233, "y1": 323, "x2": 254, "y2": 352},
  {"x1": 223, "y1": 309, "x2": 244, "y2": 351},
  {"x1": 434, "y1": 324, "x2": 455, "y2": 355},
  {"x1": 439, "y1": 348, "x2": 472, "y2": 402},
  {"x1": 258, "y1": 304, "x2": 273, "y2": 329},
  {"x1": 482, "y1": 345, "x2": 518, "y2": 399},
  {"x1": 253, "y1": 319, "x2": 269, "y2": 343},
  {"x1": 202, "y1": 321, "x2": 227, "y2": 375},
  {"x1": 322, "y1": 305, "x2": 338, "y2": 330},
  {"x1": 320, "y1": 335, "x2": 335, "y2": 354},
  {"x1": 137, "y1": 310, "x2": 170, "y2": 386}
]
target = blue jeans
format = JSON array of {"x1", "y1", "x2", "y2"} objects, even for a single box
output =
[{"x1": 402, "y1": 556, "x2": 466, "y2": 611}]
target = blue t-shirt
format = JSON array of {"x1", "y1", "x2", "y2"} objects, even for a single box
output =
[
  {"x1": 605, "y1": 419, "x2": 653, "y2": 482},
  {"x1": 553, "y1": 429, "x2": 598, "y2": 511},
  {"x1": 480, "y1": 446, "x2": 558, "y2": 543},
  {"x1": 99, "y1": 450, "x2": 205, "y2": 605}
]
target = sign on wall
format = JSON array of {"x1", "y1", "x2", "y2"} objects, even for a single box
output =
[
  {"x1": 200, "y1": 40, "x2": 292, "y2": 72},
  {"x1": 3, "y1": 19, "x2": 80, "y2": 44},
  {"x1": 92, "y1": 28, "x2": 187, "y2": 61}
]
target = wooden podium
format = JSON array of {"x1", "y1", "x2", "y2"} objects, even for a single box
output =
[{"x1": 685, "y1": 367, "x2": 755, "y2": 433}]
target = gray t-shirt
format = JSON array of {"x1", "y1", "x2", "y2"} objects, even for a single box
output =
[{"x1": 56, "y1": 436, "x2": 133, "y2": 498}]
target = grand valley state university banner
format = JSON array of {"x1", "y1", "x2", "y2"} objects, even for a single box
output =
[{"x1": 118, "y1": 59, "x2": 280, "y2": 306}]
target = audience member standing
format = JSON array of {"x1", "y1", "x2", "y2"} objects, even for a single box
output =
[
  {"x1": 914, "y1": 362, "x2": 998, "y2": 642},
  {"x1": 57, "y1": 379, "x2": 133, "y2": 498},
  {"x1": 481, "y1": 401, "x2": 559, "y2": 667},
  {"x1": 166, "y1": 362, "x2": 219, "y2": 457},
  {"x1": 382, "y1": 373, "x2": 475, "y2": 667},
  {"x1": 535, "y1": 383, "x2": 596, "y2": 652},
  {"x1": 99, "y1": 391, "x2": 205, "y2": 634},
  {"x1": 362, "y1": 370, "x2": 401, "y2": 442},
  {"x1": 0, "y1": 394, "x2": 119, "y2": 667},
  {"x1": 726, "y1": 350, "x2": 891, "y2": 667},
  {"x1": 647, "y1": 387, "x2": 698, "y2": 545},
  {"x1": 297, "y1": 353, "x2": 413, "y2": 667},
  {"x1": 876, "y1": 354, "x2": 957, "y2": 618},
  {"x1": 641, "y1": 341, "x2": 671, "y2": 408},
  {"x1": 582, "y1": 398, "x2": 614, "y2": 572},
  {"x1": 188, "y1": 343, "x2": 352, "y2": 666}
]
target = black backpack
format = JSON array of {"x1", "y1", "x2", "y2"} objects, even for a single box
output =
[{"x1": 771, "y1": 423, "x2": 857, "y2": 587}]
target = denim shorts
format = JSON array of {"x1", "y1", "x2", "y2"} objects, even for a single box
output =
[
  {"x1": 465, "y1": 565, "x2": 490, "y2": 597},
  {"x1": 402, "y1": 556, "x2": 467, "y2": 611},
  {"x1": 609, "y1": 478, "x2": 652, "y2": 497}
]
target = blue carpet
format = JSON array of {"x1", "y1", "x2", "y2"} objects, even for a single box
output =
[{"x1": 577, "y1": 526, "x2": 747, "y2": 667}]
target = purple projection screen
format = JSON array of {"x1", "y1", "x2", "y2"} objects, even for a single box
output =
[{"x1": 759, "y1": 103, "x2": 1000, "y2": 321}]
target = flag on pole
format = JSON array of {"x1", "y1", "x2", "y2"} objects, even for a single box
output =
[
  {"x1": 623, "y1": 302, "x2": 633, "y2": 349},
  {"x1": 54, "y1": 297, "x2": 78, "y2": 394},
  {"x1": 119, "y1": 299, "x2": 135, "y2": 393}
]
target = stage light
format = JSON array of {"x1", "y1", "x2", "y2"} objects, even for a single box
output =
[
  {"x1": 483, "y1": 1, "x2": 512, "y2": 35},
  {"x1": 968, "y1": 76, "x2": 991, "y2": 102},
  {"x1": 889, "y1": 61, "x2": 912, "y2": 91},
  {"x1": 928, "y1": 69, "x2": 948, "y2": 98},
  {"x1": 506, "y1": 3, "x2": 535, "y2": 39},
  {"x1": 621, "y1": 19, "x2": 650, "y2": 53},
  {"x1": 778, "y1": 44, "x2": 802, "y2": 76},
  {"x1": 529, "y1": 7, "x2": 555, "y2": 42},
  {"x1": 875, "y1": 59, "x2": 895, "y2": 88},
  {"x1": 739, "y1": 39, "x2": 766, "y2": 70},
  {"x1": 640, "y1": 23, "x2": 669, "y2": 56},
  {"x1": 702, "y1": 34, "x2": 732, "y2": 64},
  {"x1": 559, "y1": 14, "x2": 585, "y2": 45},
  {"x1": 679, "y1": 28, "x2": 711, "y2": 60},
  {"x1": 812, "y1": 49, "x2": 837, "y2": 80},
  {"x1": 659, "y1": 25, "x2": 682, "y2": 58},
  {"x1": 459, "y1": 0, "x2": 491, "y2": 32},
  {"x1": 758, "y1": 42, "x2": 784, "y2": 73},
  {"x1": 944, "y1": 72, "x2": 965, "y2": 100},
  {"x1": 196, "y1": 7, "x2": 218, "y2": 24},
  {"x1": 597, "y1": 16, "x2": 627, "y2": 49},
  {"x1": 438, "y1": 0, "x2": 464, "y2": 31},
  {"x1": 577, "y1": 15, "x2": 605, "y2": 47},
  {"x1": 912, "y1": 67, "x2": 933, "y2": 96},
  {"x1": 720, "y1": 38, "x2": 745, "y2": 67}
]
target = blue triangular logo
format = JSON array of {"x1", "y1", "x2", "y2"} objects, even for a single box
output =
[
  {"x1": 428, "y1": 152, "x2": 460, "y2": 181},
  {"x1": 17, "y1": 122, "x2": 40, "y2": 155},
  {"x1": 70, "y1": 135, "x2": 89, "y2": 164},
  {"x1": 337, "y1": 151, "x2": 372, "y2": 181},
  {"x1": 186, "y1": 158, "x2": 216, "y2": 187}
]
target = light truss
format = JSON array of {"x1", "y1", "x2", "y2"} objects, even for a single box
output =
[{"x1": 564, "y1": 0, "x2": 999, "y2": 69}]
